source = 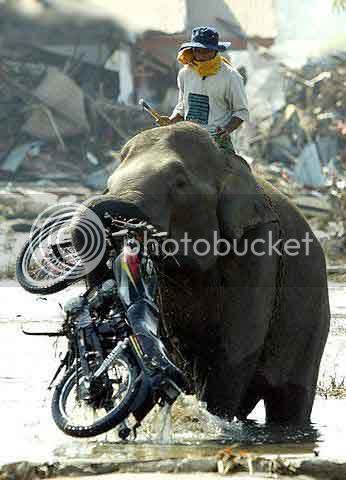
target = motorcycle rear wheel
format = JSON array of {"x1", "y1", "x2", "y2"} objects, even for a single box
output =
[{"x1": 16, "y1": 213, "x2": 83, "y2": 295}]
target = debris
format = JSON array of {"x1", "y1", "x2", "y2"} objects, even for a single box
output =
[
  {"x1": 84, "y1": 169, "x2": 110, "y2": 191},
  {"x1": 0, "y1": 187, "x2": 60, "y2": 219},
  {"x1": 0, "y1": 14, "x2": 344, "y2": 275},
  {"x1": 0, "y1": 41, "x2": 150, "y2": 187},
  {"x1": 216, "y1": 445, "x2": 251, "y2": 475},
  {"x1": 4, "y1": 454, "x2": 346, "y2": 478},
  {"x1": 328, "y1": 265, "x2": 346, "y2": 275},
  {"x1": 10, "y1": 222, "x2": 32, "y2": 233},
  {"x1": 250, "y1": 53, "x2": 346, "y2": 190},
  {"x1": 294, "y1": 142, "x2": 326, "y2": 188},
  {"x1": 86, "y1": 151, "x2": 99, "y2": 166},
  {"x1": 248, "y1": 52, "x2": 345, "y2": 272},
  {"x1": 1, "y1": 141, "x2": 43, "y2": 173},
  {"x1": 22, "y1": 67, "x2": 90, "y2": 139}
]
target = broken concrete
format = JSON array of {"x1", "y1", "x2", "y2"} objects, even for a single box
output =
[
  {"x1": 22, "y1": 67, "x2": 90, "y2": 140},
  {"x1": 3, "y1": 454, "x2": 346, "y2": 480}
]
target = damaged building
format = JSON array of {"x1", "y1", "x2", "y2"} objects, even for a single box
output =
[{"x1": 0, "y1": 0, "x2": 277, "y2": 186}]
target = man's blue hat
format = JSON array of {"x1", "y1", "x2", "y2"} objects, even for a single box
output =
[{"x1": 179, "y1": 26, "x2": 231, "y2": 52}]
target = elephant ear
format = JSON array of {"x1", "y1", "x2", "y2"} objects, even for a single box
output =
[{"x1": 217, "y1": 173, "x2": 278, "y2": 240}]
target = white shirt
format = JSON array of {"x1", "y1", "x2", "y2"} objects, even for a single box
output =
[{"x1": 172, "y1": 62, "x2": 249, "y2": 137}]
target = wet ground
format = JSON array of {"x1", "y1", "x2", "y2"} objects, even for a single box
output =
[{"x1": 0, "y1": 280, "x2": 345, "y2": 465}]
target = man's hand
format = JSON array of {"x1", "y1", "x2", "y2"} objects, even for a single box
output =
[
  {"x1": 157, "y1": 116, "x2": 172, "y2": 126},
  {"x1": 216, "y1": 117, "x2": 244, "y2": 138},
  {"x1": 216, "y1": 126, "x2": 230, "y2": 140},
  {"x1": 157, "y1": 113, "x2": 184, "y2": 126}
]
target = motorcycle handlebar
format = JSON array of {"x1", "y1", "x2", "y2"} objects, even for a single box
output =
[
  {"x1": 109, "y1": 216, "x2": 167, "y2": 240},
  {"x1": 111, "y1": 229, "x2": 168, "y2": 240}
]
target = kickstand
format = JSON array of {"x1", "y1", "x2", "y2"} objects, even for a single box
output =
[
  {"x1": 132, "y1": 422, "x2": 141, "y2": 440},
  {"x1": 118, "y1": 420, "x2": 140, "y2": 441}
]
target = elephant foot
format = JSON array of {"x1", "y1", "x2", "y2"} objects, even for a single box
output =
[
  {"x1": 264, "y1": 383, "x2": 313, "y2": 425},
  {"x1": 236, "y1": 377, "x2": 314, "y2": 426}
]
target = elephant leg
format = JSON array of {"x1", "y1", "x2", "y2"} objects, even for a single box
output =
[
  {"x1": 264, "y1": 383, "x2": 313, "y2": 424},
  {"x1": 200, "y1": 223, "x2": 279, "y2": 421},
  {"x1": 200, "y1": 349, "x2": 261, "y2": 421}
]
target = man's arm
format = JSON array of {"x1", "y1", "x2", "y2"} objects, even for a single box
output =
[
  {"x1": 217, "y1": 70, "x2": 249, "y2": 138},
  {"x1": 216, "y1": 116, "x2": 243, "y2": 139},
  {"x1": 170, "y1": 113, "x2": 184, "y2": 123}
]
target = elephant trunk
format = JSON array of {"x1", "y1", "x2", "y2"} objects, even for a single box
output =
[{"x1": 71, "y1": 196, "x2": 150, "y2": 286}]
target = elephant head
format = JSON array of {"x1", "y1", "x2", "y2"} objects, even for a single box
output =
[{"x1": 107, "y1": 122, "x2": 277, "y2": 270}]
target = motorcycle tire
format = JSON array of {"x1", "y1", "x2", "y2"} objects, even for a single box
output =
[
  {"x1": 51, "y1": 351, "x2": 141, "y2": 438},
  {"x1": 16, "y1": 213, "x2": 82, "y2": 295}
]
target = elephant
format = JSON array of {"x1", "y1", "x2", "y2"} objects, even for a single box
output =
[{"x1": 72, "y1": 122, "x2": 330, "y2": 425}]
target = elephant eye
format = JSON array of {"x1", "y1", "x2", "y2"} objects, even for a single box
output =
[{"x1": 175, "y1": 176, "x2": 188, "y2": 189}]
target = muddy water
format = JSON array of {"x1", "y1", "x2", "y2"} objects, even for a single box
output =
[{"x1": 0, "y1": 281, "x2": 345, "y2": 464}]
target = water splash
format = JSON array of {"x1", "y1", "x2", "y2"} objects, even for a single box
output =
[{"x1": 154, "y1": 403, "x2": 173, "y2": 444}]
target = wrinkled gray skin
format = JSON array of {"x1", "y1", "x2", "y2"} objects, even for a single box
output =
[{"x1": 73, "y1": 123, "x2": 330, "y2": 424}]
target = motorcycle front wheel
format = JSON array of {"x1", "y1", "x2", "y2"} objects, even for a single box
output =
[{"x1": 51, "y1": 351, "x2": 140, "y2": 437}]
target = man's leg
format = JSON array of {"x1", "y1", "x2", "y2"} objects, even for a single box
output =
[
  {"x1": 215, "y1": 135, "x2": 251, "y2": 171},
  {"x1": 214, "y1": 134, "x2": 236, "y2": 154}
]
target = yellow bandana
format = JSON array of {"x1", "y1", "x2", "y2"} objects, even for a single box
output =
[{"x1": 177, "y1": 48, "x2": 232, "y2": 77}]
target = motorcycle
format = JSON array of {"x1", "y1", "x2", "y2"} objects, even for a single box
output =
[{"x1": 18, "y1": 214, "x2": 188, "y2": 440}]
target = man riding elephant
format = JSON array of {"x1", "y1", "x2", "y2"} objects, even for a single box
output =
[
  {"x1": 72, "y1": 122, "x2": 330, "y2": 425},
  {"x1": 158, "y1": 26, "x2": 249, "y2": 155}
]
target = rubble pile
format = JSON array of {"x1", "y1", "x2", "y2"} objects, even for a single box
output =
[
  {"x1": 251, "y1": 53, "x2": 346, "y2": 185},
  {"x1": 0, "y1": 56, "x2": 152, "y2": 189},
  {"x1": 249, "y1": 53, "x2": 346, "y2": 266}
]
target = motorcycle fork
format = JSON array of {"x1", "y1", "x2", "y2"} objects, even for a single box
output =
[
  {"x1": 127, "y1": 336, "x2": 181, "y2": 423},
  {"x1": 77, "y1": 328, "x2": 92, "y2": 379},
  {"x1": 48, "y1": 350, "x2": 73, "y2": 390}
]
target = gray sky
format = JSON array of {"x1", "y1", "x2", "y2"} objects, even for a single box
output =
[{"x1": 274, "y1": 0, "x2": 346, "y2": 65}]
